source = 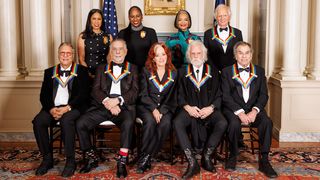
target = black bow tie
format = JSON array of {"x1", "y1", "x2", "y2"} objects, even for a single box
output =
[
  {"x1": 238, "y1": 67, "x2": 250, "y2": 73},
  {"x1": 59, "y1": 70, "x2": 71, "y2": 76},
  {"x1": 219, "y1": 27, "x2": 228, "y2": 32},
  {"x1": 113, "y1": 63, "x2": 123, "y2": 67}
]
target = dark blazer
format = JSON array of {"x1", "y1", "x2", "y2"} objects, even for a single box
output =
[
  {"x1": 177, "y1": 63, "x2": 222, "y2": 110},
  {"x1": 137, "y1": 67, "x2": 177, "y2": 115},
  {"x1": 221, "y1": 63, "x2": 268, "y2": 114},
  {"x1": 40, "y1": 63, "x2": 90, "y2": 113},
  {"x1": 204, "y1": 25, "x2": 243, "y2": 71},
  {"x1": 118, "y1": 26, "x2": 158, "y2": 70},
  {"x1": 91, "y1": 61, "x2": 139, "y2": 111}
]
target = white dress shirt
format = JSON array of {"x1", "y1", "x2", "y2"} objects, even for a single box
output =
[
  {"x1": 54, "y1": 65, "x2": 71, "y2": 106},
  {"x1": 217, "y1": 25, "x2": 229, "y2": 53},
  {"x1": 234, "y1": 63, "x2": 260, "y2": 115},
  {"x1": 102, "y1": 65, "x2": 124, "y2": 105},
  {"x1": 193, "y1": 64, "x2": 203, "y2": 82}
]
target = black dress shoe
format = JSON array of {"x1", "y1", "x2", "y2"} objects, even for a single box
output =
[
  {"x1": 79, "y1": 158, "x2": 98, "y2": 173},
  {"x1": 182, "y1": 148, "x2": 200, "y2": 179},
  {"x1": 35, "y1": 160, "x2": 53, "y2": 176},
  {"x1": 259, "y1": 161, "x2": 278, "y2": 178},
  {"x1": 116, "y1": 155, "x2": 128, "y2": 178},
  {"x1": 225, "y1": 157, "x2": 237, "y2": 172},
  {"x1": 201, "y1": 147, "x2": 216, "y2": 173},
  {"x1": 61, "y1": 163, "x2": 76, "y2": 177},
  {"x1": 136, "y1": 153, "x2": 151, "y2": 174}
]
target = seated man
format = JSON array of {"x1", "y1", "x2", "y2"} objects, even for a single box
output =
[
  {"x1": 76, "y1": 39, "x2": 139, "y2": 178},
  {"x1": 221, "y1": 41, "x2": 278, "y2": 178},
  {"x1": 173, "y1": 40, "x2": 227, "y2": 179},
  {"x1": 32, "y1": 42, "x2": 89, "y2": 177}
]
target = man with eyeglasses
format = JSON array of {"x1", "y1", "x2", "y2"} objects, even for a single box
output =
[
  {"x1": 32, "y1": 42, "x2": 90, "y2": 177},
  {"x1": 221, "y1": 41, "x2": 278, "y2": 178},
  {"x1": 76, "y1": 39, "x2": 139, "y2": 178}
]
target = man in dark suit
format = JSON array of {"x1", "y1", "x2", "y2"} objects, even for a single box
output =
[
  {"x1": 174, "y1": 40, "x2": 227, "y2": 179},
  {"x1": 76, "y1": 39, "x2": 139, "y2": 178},
  {"x1": 204, "y1": 4, "x2": 243, "y2": 71},
  {"x1": 32, "y1": 42, "x2": 90, "y2": 177},
  {"x1": 221, "y1": 41, "x2": 278, "y2": 178}
]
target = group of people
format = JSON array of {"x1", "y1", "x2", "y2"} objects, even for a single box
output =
[{"x1": 32, "y1": 4, "x2": 278, "y2": 179}]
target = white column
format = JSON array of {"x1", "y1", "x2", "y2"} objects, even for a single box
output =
[
  {"x1": 311, "y1": 0, "x2": 320, "y2": 79},
  {"x1": 26, "y1": 0, "x2": 51, "y2": 78},
  {"x1": 229, "y1": 0, "x2": 249, "y2": 41},
  {"x1": 278, "y1": 0, "x2": 306, "y2": 80},
  {"x1": 265, "y1": 0, "x2": 281, "y2": 76},
  {"x1": 51, "y1": 0, "x2": 64, "y2": 64},
  {"x1": 0, "y1": 0, "x2": 20, "y2": 79}
]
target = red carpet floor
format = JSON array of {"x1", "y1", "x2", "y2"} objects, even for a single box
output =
[{"x1": 0, "y1": 147, "x2": 319, "y2": 179}]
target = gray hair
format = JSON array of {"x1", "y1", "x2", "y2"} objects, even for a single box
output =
[
  {"x1": 214, "y1": 4, "x2": 232, "y2": 19},
  {"x1": 110, "y1": 38, "x2": 128, "y2": 52},
  {"x1": 233, "y1": 41, "x2": 254, "y2": 57},
  {"x1": 186, "y1": 40, "x2": 208, "y2": 63},
  {"x1": 58, "y1": 42, "x2": 73, "y2": 53}
]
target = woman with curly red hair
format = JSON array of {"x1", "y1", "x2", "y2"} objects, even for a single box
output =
[{"x1": 136, "y1": 43, "x2": 177, "y2": 173}]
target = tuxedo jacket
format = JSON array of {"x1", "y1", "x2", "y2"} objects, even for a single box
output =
[
  {"x1": 137, "y1": 67, "x2": 177, "y2": 115},
  {"x1": 221, "y1": 63, "x2": 268, "y2": 115},
  {"x1": 91, "y1": 61, "x2": 139, "y2": 111},
  {"x1": 40, "y1": 63, "x2": 90, "y2": 113},
  {"x1": 204, "y1": 25, "x2": 243, "y2": 71},
  {"x1": 177, "y1": 63, "x2": 222, "y2": 110}
]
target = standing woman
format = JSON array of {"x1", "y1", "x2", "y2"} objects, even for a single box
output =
[
  {"x1": 136, "y1": 43, "x2": 177, "y2": 173},
  {"x1": 118, "y1": 6, "x2": 158, "y2": 72},
  {"x1": 77, "y1": 9, "x2": 113, "y2": 77},
  {"x1": 166, "y1": 10, "x2": 201, "y2": 69}
]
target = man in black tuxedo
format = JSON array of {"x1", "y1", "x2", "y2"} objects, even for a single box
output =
[
  {"x1": 204, "y1": 4, "x2": 243, "y2": 71},
  {"x1": 221, "y1": 41, "x2": 278, "y2": 178},
  {"x1": 76, "y1": 39, "x2": 139, "y2": 178},
  {"x1": 32, "y1": 42, "x2": 90, "y2": 177},
  {"x1": 174, "y1": 40, "x2": 227, "y2": 179}
]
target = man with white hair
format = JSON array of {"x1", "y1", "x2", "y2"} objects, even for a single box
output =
[
  {"x1": 173, "y1": 40, "x2": 227, "y2": 179},
  {"x1": 204, "y1": 4, "x2": 243, "y2": 71}
]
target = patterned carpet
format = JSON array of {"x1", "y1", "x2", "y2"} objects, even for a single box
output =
[{"x1": 0, "y1": 147, "x2": 319, "y2": 179}]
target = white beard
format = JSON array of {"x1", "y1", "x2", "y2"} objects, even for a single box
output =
[{"x1": 190, "y1": 59, "x2": 204, "y2": 67}]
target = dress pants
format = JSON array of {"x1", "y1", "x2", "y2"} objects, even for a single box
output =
[
  {"x1": 32, "y1": 109, "x2": 80, "y2": 159},
  {"x1": 174, "y1": 110, "x2": 227, "y2": 150},
  {"x1": 223, "y1": 110, "x2": 273, "y2": 157},
  {"x1": 139, "y1": 110, "x2": 172, "y2": 156},
  {"x1": 76, "y1": 107, "x2": 134, "y2": 151}
]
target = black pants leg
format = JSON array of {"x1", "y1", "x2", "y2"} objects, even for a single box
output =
[
  {"x1": 173, "y1": 110, "x2": 193, "y2": 150},
  {"x1": 205, "y1": 111, "x2": 228, "y2": 149},
  {"x1": 76, "y1": 108, "x2": 112, "y2": 151},
  {"x1": 33, "y1": 109, "x2": 80, "y2": 157},
  {"x1": 112, "y1": 109, "x2": 135, "y2": 148},
  {"x1": 59, "y1": 110, "x2": 80, "y2": 159},
  {"x1": 225, "y1": 110, "x2": 273, "y2": 157},
  {"x1": 140, "y1": 112, "x2": 172, "y2": 155},
  {"x1": 251, "y1": 111, "x2": 273, "y2": 155}
]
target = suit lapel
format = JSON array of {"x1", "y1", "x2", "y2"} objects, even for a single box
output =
[
  {"x1": 248, "y1": 75, "x2": 257, "y2": 102},
  {"x1": 52, "y1": 77, "x2": 59, "y2": 101}
]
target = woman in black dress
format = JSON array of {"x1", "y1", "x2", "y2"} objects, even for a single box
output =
[
  {"x1": 136, "y1": 43, "x2": 177, "y2": 173},
  {"x1": 77, "y1": 9, "x2": 113, "y2": 77},
  {"x1": 118, "y1": 6, "x2": 158, "y2": 72}
]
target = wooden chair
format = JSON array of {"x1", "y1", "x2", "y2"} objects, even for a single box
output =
[{"x1": 219, "y1": 124, "x2": 260, "y2": 160}]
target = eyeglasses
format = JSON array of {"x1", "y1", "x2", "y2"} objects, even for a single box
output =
[{"x1": 59, "y1": 52, "x2": 73, "y2": 57}]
